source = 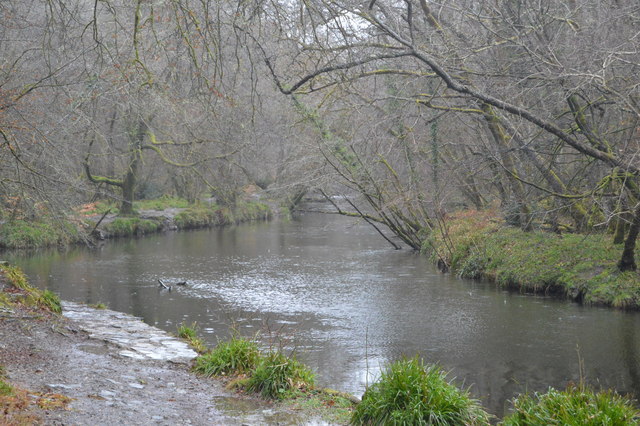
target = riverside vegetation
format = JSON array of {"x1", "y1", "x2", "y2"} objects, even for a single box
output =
[
  {"x1": 180, "y1": 324, "x2": 640, "y2": 425},
  {"x1": 0, "y1": 196, "x2": 272, "y2": 250},
  {"x1": 424, "y1": 210, "x2": 640, "y2": 309}
]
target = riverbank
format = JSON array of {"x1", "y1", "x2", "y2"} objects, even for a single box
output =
[
  {"x1": 0, "y1": 266, "x2": 331, "y2": 425},
  {"x1": 423, "y1": 210, "x2": 640, "y2": 309},
  {"x1": 0, "y1": 197, "x2": 273, "y2": 250}
]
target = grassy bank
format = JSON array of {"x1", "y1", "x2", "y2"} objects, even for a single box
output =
[
  {"x1": 0, "y1": 219, "x2": 81, "y2": 250},
  {"x1": 173, "y1": 200, "x2": 271, "y2": 230},
  {"x1": 423, "y1": 210, "x2": 640, "y2": 309},
  {"x1": 0, "y1": 197, "x2": 273, "y2": 250},
  {"x1": 184, "y1": 328, "x2": 356, "y2": 424}
]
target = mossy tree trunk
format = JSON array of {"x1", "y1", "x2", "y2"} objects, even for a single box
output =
[
  {"x1": 618, "y1": 205, "x2": 640, "y2": 271},
  {"x1": 119, "y1": 120, "x2": 145, "y2": 215},
  {"x1": 85, "y1": 119, "x2": 147, "y2": 215}
]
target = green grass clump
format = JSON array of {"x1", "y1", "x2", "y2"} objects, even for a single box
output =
[
  {"x1": 351, "y1": 357, "x2": 490, "y2": 425},
  {"x1": 246, "y1": 350, "x2": 316, "y2": 400},
  {"x1": 0, "y1": 220, "x2": 78, "y2": 249},
  {"x1": 89, "y1": 302, "x2": 107, "y2": 309},
  {"x1": 37, "y1": 290, "x2": 61, "y2": 314},
  {"x1": 0, "y1": 379, "x2": 14, "y2": 397},
  {"x1": 174, "y1": 207, "x2": 221, "y2": 229},
  {"x1": 177, "y1": 323, "x2": 208, "y2": 354},
  {"x1": 1, "y1": 265, "x2": 29, "y2": 290},
  {"x1": 104, "y1": 217, "x2": 161, "y2": 237},
  {"x1": 174, "y1": 201, "x2": 271, "y2": 230},
  {"x1": 502, "y1": 385, "x2": 640, "y2": 425},
  {"x1": 0, "y1": 365, "x2": 12, "y2": 397},
  {"x1": 0, "y1": 265, "x2": 62, "y2": 314},
  {"x1": 234, "y1": 201, "x2": 272, "y2": 222},
  {"x1": 193, "y1": 335, "x2": 260, "y2": 377}
]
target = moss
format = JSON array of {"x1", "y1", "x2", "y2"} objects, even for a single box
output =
[{"x1": 424, "y1": 210, "x2": 640, "y2": 309}]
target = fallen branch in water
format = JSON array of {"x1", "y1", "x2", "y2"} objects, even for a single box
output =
[{"x1": 158, "y1": 279, "x2": 172, "y2": 291}]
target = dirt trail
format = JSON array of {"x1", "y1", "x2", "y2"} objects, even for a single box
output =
[{"x1": 0, "y1": 303, "x2": 320, "y2": 425}]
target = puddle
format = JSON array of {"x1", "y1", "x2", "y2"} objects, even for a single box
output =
[{"x1": 77, "y1": 343, "x2": 111, "y2": 355}]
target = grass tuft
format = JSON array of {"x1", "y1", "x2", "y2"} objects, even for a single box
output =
[
  {"x1": 89, "y1": 302, "x2": 107, "y2": 309},
  {"x1": 177, "y1": 322, "x2": 208, "y2": 354},
  {"x1": 193, "y1": 335, "x2": 260, "y2": 377},
  {"x1": 502, "y1": 384, "x2": 640, "y2": 425},
  {"x1": 37, "y1": 290, "x2": 61, "y2": 314},
  {"x1": 0, "y1": 265, "x2": 62, "y2": 314},
  {"x1": 245, "y1": 350, "x2": 315, "y2": 400},
  {"x1": 351, "y1": 357, "x2": 491, "y2": 425}
]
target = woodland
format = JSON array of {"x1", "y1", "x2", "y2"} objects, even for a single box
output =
[{"x1": 1, "y1": 0, "x2": 640, "y2": 272}]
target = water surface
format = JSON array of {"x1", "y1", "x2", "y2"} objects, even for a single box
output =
[{"x1": 10, "y1": 212, "x2": 640, "y2": 415}]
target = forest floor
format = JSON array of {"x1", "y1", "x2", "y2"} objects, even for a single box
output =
[{"x1": 0, "y1": 302, "x2": 322, "y2": 425}]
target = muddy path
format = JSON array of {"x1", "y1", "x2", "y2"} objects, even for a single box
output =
[{"x1": 0, "y1": 303, "x2": 323, "y2": 425}]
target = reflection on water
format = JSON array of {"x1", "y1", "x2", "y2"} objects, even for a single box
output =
[{"x1": 9, "y1": 212, "x2": 640, "y2": 415}]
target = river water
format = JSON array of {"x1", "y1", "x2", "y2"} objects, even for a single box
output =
[{"x1": 9, "y1": 211, "x2": 640, "y2": 416}]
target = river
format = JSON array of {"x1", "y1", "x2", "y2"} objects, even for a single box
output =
[{"x1": 8, "y1": 211, "x2": 640, "y2": 416}]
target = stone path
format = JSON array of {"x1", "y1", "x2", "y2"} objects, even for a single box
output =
[{"x1": 62, "y1": 302, "x2": 197, "y2": 363}]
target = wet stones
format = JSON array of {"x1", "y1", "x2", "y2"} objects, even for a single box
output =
[{"x1": 62, "y1": 302, "x2": 197, "y2": 363}]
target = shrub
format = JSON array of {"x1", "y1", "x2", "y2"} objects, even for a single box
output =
[
  {"x1": 193, "y1": 336, "x2": 260, "y2": 377},
  {"x1": 351, "y1": 357, "x2": 490, "y2": 425},
  {"x1": 246, "y1": 350, "x2": 315, "y2": 400},
  {"x1": 502, "y1": 385, "x2": 640, "y2": 425}
]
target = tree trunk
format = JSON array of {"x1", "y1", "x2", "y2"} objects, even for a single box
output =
[
  {"x1": 119, "y1": 120, "x2": 146, "y2": 215},
  {"x1": 482, "y1": 105, "x2": 531, "y2": 230},
  {"x1": 618, "y1": 205, "x2": 640, "y2": 271}
]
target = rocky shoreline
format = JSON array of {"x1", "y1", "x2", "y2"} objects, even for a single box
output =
[{"x1": 0, "y1": 302, "x2": 322, "y2": 425}]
